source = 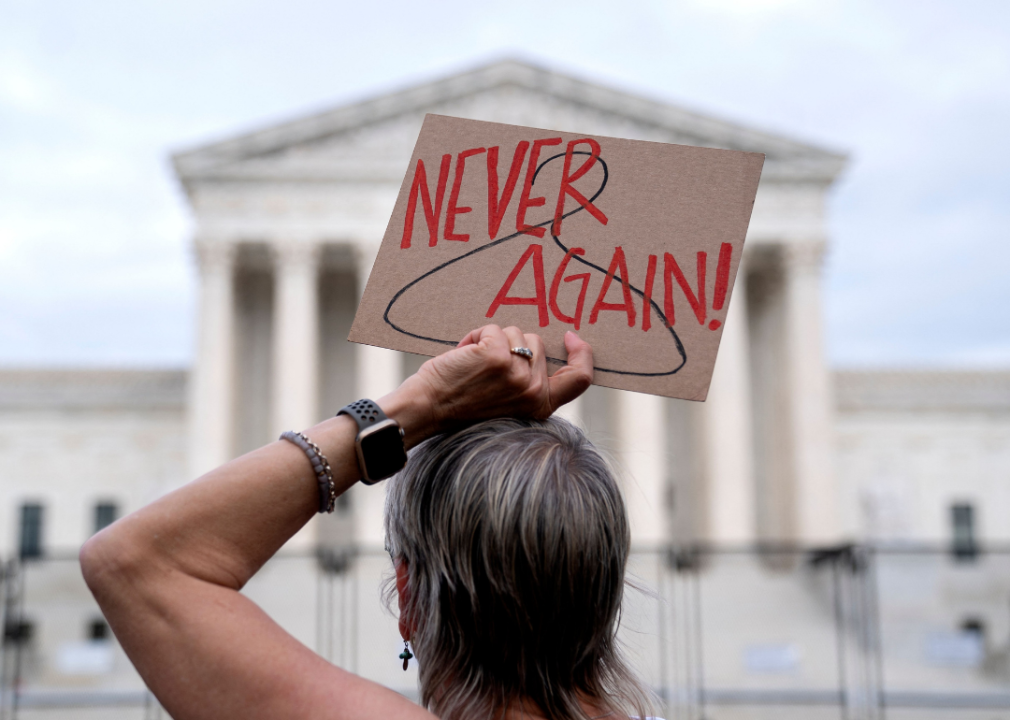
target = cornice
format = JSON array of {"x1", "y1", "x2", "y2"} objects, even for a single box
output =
[
  {"x1": 0, "y1": 370, "x2": 187, "y2": 411},
  {"x1": 178, "y1": 156, "x2": 845, "y2": 186},
  {"x1": 835, "y1": 370, "x2": 1010, "y2": 413}
]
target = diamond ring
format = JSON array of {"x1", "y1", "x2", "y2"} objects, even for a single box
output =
[{"x1": 510, "y1": 347, "x2": 534, "y2": 361}]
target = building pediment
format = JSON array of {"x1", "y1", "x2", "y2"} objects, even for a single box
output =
[{"x1": 173, "y1": 59, "x2": 846, "y2": 188}]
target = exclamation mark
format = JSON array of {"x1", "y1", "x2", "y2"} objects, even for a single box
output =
[{"x1": 708, "y1": 243, "x2": 733, "y2": 330}]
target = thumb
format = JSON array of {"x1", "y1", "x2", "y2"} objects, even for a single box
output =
[{"x1": 548, "y1": 331, "x2": 594, "y2": 410}]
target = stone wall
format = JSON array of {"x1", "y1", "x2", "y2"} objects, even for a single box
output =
[
  {"x1": 0, "y1": 370, "x2": 187, "y2": 557},
  {"x1": 3, "y1": 368, "x2": 1009, "y2": 555},
  {"x1": 835, "y1": 371, "x2": 1010, "y2": 544}
]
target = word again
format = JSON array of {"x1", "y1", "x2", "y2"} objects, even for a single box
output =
[
  {"x1": 486, "y1": 242, "x2": 735, "y2": 332},
  {"x1": 400, "y1": 137, "x2": 608, "y2": 248}
]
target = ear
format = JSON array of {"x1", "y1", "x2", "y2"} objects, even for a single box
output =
[{"x1": 394, "y1": 558, "x2": 412, "y2": 642}]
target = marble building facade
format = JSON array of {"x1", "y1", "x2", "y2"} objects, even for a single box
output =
[{"x1": 172, "y1": 59, "x2": 848, "y2": 555}]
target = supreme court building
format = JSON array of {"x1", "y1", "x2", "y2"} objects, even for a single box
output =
[
  {"x1": 2, "y1": 60, "x2": 1009, "y2": 716},
  {"x1": 174, "y1": 58, "x2": 847, "y2": 553}
]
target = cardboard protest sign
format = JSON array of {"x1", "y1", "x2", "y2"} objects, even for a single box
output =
[{"x1": 349, "y1": 114, "x2": 764, "y2": 401}]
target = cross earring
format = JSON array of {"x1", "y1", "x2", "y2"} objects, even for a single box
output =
[{"x1": 399, "y1": 641, "x2": 413, "y2": 671}]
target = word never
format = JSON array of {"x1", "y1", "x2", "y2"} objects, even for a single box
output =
[
  {"x1": 486, "y1": 242, "x2": 734, "y2": 332},
  {"x1": 400, "y1": 138, "x2": 607, "y2": 248}
]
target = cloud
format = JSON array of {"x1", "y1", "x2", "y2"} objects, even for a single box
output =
[{"x1": 0, "y1": 0, "x2": 1007, "y2": 368}]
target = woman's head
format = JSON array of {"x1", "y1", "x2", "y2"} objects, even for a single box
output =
[{"x1": 384, "y1": 416, "x2": 650, "y2": 720}]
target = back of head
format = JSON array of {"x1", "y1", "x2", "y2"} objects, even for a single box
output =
[{"x1": 385, "y1": 416, "x2": 651, "y2": 720}]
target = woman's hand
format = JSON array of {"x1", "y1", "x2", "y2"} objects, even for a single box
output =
[{"x1": 381, "y1": 325, "x2": 593, "y2": 446}]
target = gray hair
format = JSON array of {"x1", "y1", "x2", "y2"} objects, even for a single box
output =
[{"x1": 384, "y1": 416, "x2": 652, "y2": 720}]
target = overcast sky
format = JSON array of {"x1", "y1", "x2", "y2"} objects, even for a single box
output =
[{"x1": 1, "y1": 0, "x2": 1007, "y2": 368}]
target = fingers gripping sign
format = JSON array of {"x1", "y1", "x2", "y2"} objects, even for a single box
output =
[{"x1": 413, "y1": 325, "x2": 593, "y2": 427}]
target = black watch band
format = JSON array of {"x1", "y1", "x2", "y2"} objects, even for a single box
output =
[
  {"x1": 339, "y1": 399, "x2": 389, "y2": 429},
  {"x1": 337, "y1": 399, "x2": 407, "y2": 485}
]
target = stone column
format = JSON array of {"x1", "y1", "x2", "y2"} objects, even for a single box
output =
[
  {"x1": 783, "y1": 242, "x2": 838, "y2": 544},
  {"x1": 271, "y1": 242, "x2": 321, "y2": 438},
  {"x1": 615, "y1": 391, "x2": 667, "y2": 546},
  {"x1": 188, "y1": 239, "x2": 237, "y2": 479},
  {"x1": 353, "y1": 246, "x2": 404, "y2": 549},
  {"x1": 698, "y1": 270, "x2": 757, "y2": 544}
]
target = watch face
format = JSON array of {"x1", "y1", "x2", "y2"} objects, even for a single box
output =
[{"x1": 359, "y1": 423, "x2": 408, "y2": 480}]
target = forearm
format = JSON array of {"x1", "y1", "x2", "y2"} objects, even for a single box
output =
[
  {"x1": 81, "y1": 384, "x2": 438, "y2": 596},
  {"x1": 77, "y1": 385, "x2": 443, "y2": 720}
]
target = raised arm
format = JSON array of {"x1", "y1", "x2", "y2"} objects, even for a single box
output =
[{"x1": 80, "y1": 326, "x2": 592, "y2": 720}]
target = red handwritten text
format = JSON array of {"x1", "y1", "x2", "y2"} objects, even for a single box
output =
[
  {"x1": 487, "y1": 242, "x2": 734, "y2": 332},
  {"x1": 401, "y1": 138, "x2": 609, "y2": 248}
]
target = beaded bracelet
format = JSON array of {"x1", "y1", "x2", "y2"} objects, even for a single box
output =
[{"x1": 280, "y1": 431, "x2": 336, "y2": 514}]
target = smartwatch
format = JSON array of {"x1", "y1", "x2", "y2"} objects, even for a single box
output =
[{"x1": 337, "y1": 399, "x2": 407, "y2": 484}]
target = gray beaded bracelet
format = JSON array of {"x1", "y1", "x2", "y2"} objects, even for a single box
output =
[{"x1": 280, "y1": 431, "x2": 336, "y2": 514}]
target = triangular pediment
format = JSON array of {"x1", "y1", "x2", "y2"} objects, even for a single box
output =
[{"x1": 173, "y1": 59, "x2": 845, "y2": 186}]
